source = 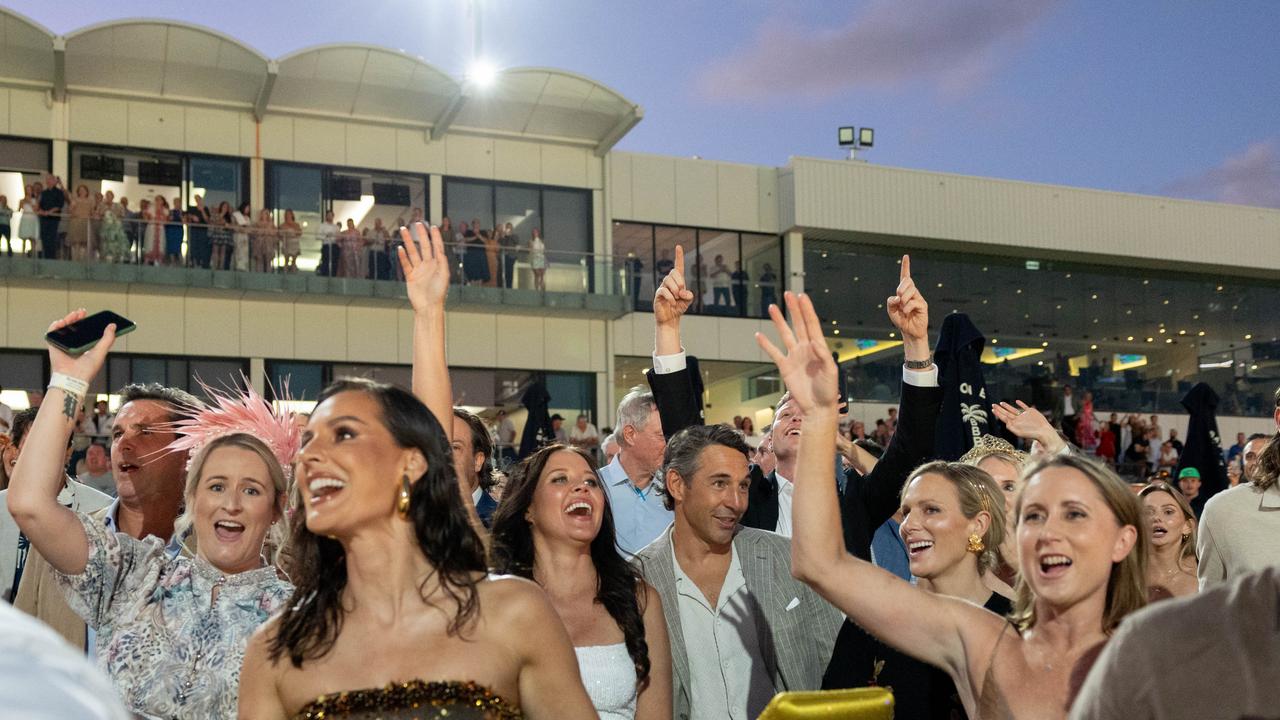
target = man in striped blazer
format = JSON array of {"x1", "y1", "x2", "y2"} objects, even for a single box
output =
[{"x1": 634, "y1": 424, "x2": 842, "y2": 720}]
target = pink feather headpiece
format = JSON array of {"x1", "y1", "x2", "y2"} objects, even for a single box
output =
[{"x1": 161, "y1": 376, "x2": 302, "y2": 477}]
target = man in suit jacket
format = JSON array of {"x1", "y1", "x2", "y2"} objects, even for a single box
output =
[
  {"x1": 645, "y1": 250, "x2": 946, "y2": 691},
  {"x1": 634, "y1": 424, "x2": 842, "y2": 720}
]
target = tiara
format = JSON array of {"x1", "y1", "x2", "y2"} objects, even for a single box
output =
[
  {"x1": 959, "y1": 434, "x2": 1030, "y2": 467},
  {"x1": 161, "y1": 376, "x2": 301, "y2": 477}
]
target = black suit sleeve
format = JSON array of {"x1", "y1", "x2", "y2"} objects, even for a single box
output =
[
  {"x1": 840, "y1": 380, "x2": 943, "y2": 558},
  {"x1": 645, "y1": 356, "x2": 705, "y2": 441}
]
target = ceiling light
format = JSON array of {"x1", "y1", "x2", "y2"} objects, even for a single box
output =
[
  {"x1": 1036, "y1": 360, "x2": 1044, "y2": 366},
  {"x1": 833, "y1": 329, "x2": 840, "y2": 335},
  {"x1": 1146, "y1": 337, "x2": 1154, "y2": 342},
  {"x1": 1127, "y1": 336, "x2": 1134, "y2": 341},
  {"x1": 992, "y1": 338, "x2": 998, "y2": 344},
  {"x1": 1178, "y1": 330, "x2": 1186, "y2": 335},
  {"x1": 1162, "y1": 299, "x2": 1169, "y2": 305},
  {"x1": 1159, "y1": 328, "x2": 1166, "y2": 334},
  {"x1": 1198, "y1": 331, "x2": 1205, "y2": 336},
  {"x1": 1090, "y1": 344, "x2": 1098, "y2": 350},
  {"x1": 1041, "y1": 341, "x2": 1049, "y2": 347},
  {"x1": 889, "y1": 332, "x2": 896, "y2": 338},
  {"x1": 1245, "y1": 334, "x2": 1253, "y2": 340},
  {"x1": 1091, "y1": 294, "x2": 1098, "y2": 300},
  {"x1": 1165, "y1": 338, "x2": 1173, "y2": 344}
]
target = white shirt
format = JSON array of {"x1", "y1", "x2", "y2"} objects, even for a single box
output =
[
  {"x1": 471, "y1": 485, "x2": 483, "y2": 505},
  {"x1": 568, "y1": 422, "x2": 600, "y2": 443},
  {"x1": 1062, "y1": 394, "x2": 1075, "y2": 416},
  {"x1": 774, "y1": 473, "x2": 795, "y2": 538},
  {"x1": 1197, "y1": 481, "x2": 1280, "y2": 588},
  {"x1": 0, "y1": 401, "x2": 13, "y2": 432},
  {"x1": 671, "y1": 541, "x2": 774, "y2": 720}
]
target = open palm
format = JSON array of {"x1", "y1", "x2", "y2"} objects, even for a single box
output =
[
  {"x1": 399, "y1": 222, "x2": 450, "y2": 312},
  {"x1": 756, "y1": 292, "x2": 839, "y2": 414}
]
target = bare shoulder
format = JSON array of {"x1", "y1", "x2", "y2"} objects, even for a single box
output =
[{"x1": 477, "y1": 574, "x2": 556, "y2": 625}]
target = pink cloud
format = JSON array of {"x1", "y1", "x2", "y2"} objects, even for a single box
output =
[
  {"x1": 1163, "y1": 140, "x2": 1280, "y2": 208},
  {"x1": 696, "y1": 0, "x2": 1062, "y2": 102}
]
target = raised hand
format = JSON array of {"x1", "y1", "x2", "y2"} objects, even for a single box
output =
[
  {"x1": 755, "y1": 292, "x2": 839, "y2": 414},
  {"x1": 46, "y1": 309, "x2": 116, "y2": 384},
  {"x1": 654, "y1": 245, "x2": 694, "y2": 326},
  {"x1": 886, "y1": 255, "x2": 930, "y2": 359},
  {"x1": 399, "y1": 222, "x2": 450, "y2": 313},
  {"x1": 992, "y1": 400, "x2": 1066, "y2": 454}
]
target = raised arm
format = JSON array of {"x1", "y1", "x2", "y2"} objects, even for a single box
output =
[
  {"x1": 7, "y1": 310, "x2": 116, "y2": 574},
  {"x1": 854, "y1": 255, "x2": 941, "y2": 527},
  {"x1": 992, "y1": 401, "x2": 1068, "y2": 455},
  {"x1": 400, "y1": 222, "x2": 453, "y2": 442},
  {"x1": 645, "y1": 245, "x2": 701, "y2": 439},
  {"x1": 756, "y1": 292, "x2": 1003, "y2": 681}
]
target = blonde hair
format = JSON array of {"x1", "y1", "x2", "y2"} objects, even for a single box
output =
[
  {"x1": 959, "y1": 435, "x2": 1029, "y2": 471},
  {"x1": 1011, "y1": 454, "x2": 1147, "y2": 634},
  {"x1": 1138, "y1": 482, "x2": 1197, "y2": 563},
  {"x1": 901, "y1": 461, "x2": 1007, "y2": 573},
  {"x1": 173, "y1": 433, "x2": 290, "y2": 569}
]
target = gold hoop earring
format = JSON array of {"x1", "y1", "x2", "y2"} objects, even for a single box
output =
[
  {"x1": 397, "y1": 473, "x2": 412, "y2": 517},
  {"x1": 966, "y1": 534, "x2": 985, "y2": 554}
]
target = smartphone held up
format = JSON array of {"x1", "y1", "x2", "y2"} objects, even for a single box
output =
[{"x1": 45, "y1": 311, "x2": 136, "y2": 355}]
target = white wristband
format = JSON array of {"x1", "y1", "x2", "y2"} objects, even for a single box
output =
[{"x1": 48, "y1": 373, "x2": 90, "y2": 400}]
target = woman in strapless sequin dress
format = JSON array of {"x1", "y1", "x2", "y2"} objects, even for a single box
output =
[
  {"x1": 239, "y1": 224, "x2": 598, "y2": 720},
  {"x1": 490, "y1": 445, "x2": 673, "y2": 720}
]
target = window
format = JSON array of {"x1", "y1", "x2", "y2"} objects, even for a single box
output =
[
  {"x1": 100, "y1": 354, "x2": 249, "y2": 401},
  {"x1": 444, "y1": 178, "x2": 594, "y2": 292},
  {"x1": 615, "y1": 221, "x2": 782, "y2": 318},
  {"x1": 265, "y1": 161, "x2": 427, "y2": 275}
]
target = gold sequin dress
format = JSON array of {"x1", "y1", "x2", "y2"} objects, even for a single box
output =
[{"x1": 292, "y1": 679, "x2": 522, "y2": 720}]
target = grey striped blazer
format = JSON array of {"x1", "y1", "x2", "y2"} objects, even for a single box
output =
[{"x1": 634, "y1": 525, "x2": 843, "y2": 720}]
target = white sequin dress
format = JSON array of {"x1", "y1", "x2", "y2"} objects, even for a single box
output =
[{"x1": 574, "y1": 643, "x2": 637, "y2": 720}]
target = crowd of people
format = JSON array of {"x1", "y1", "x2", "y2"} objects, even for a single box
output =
[
  {"x1": 1, "y1": 225, "x2": 1277, "y2": 719},
  {"x1": 1, "y1": 176, "x2": 557, "y2": 289}
]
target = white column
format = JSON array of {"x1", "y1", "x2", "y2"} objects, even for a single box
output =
[
  {"x1": 783, "y1": 230, "x2": 805, "y2": 293},
  {"x1": 429, "y1": 174, "x2": 443, "y2": 225}
]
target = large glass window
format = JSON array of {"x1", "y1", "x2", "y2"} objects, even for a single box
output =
[
  {"x1": 265, "y1": 161, "x2": 427, "y2": 277},
  {"x1": 806, "y1": 241, "x2": 1280, "y2": 415},
  {"x1": 266, "y1": 359, "x2": 596, "y2": 466},
  {"x1": 444, "y1": 178, "x2": 594, "y2": 293},
  {"x1": 615, "y1": 221, "x2": 782, "y2": 319},
  {"x1": 0, "y1": 136, "x2": 51, "y2": 256}
]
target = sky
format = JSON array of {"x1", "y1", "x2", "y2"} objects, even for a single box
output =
[{"x1": 10, "y1": 0, "x2": 1280, "y2": 207}]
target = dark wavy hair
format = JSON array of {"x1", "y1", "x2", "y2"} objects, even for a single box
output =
[
  {"x1": 268, "y1": 378, "x2": 487, "y2": 668},
  {"x1": 489, "y1": 444, "x2": 652, "y2": 689}
]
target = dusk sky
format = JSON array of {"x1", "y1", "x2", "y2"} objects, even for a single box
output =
[{"x1": 11, "y1": 0, "x2": 1279, "y2": 207}]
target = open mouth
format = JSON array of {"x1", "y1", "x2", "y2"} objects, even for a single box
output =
[
  {"x1": 117, "y1": 461, "x2": 140, "y2": 475},
  {"x1": 713, "y1": 514, "x2": 736, "y2": 530},
  {"x1": 785, "y1": 428, "x2": 801, "y2": 438},
  {"x1": 565, "y1": 501, "x2": 593, "y2": 517},
  {"x1": 307, "y1": 477, "x2": 346, "y2": 506},
  {"x1": 907, "y1": 540, "x2": 934, "y2": 557},
  {"x1": 213, "y1": 520, "x2": 245, "y2": 542},
  {"x1": 1039, "y1": 554, "x2": 1073, "y2": 577},
  {"x1": 1152, "y1": 526, "x2": 1168, "y2": 538}
]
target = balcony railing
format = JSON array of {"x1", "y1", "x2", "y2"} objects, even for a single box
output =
[{"x1": 1, "y1": 215, "x2": 642, "y2": 313}]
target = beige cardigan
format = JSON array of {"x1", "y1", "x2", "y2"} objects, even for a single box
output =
[
  {"x1": 1197, "y1": 481, "x2": 1280, "y2": 588},
  {"x1": 13, "y1": 506, "x2": 112, "y2": 651}
]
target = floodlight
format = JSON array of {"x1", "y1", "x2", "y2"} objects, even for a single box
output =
[
  {"x1": 858, "y1": 127, "x2": 874, "y2": 147},
  {"x1": 838, "y1": 126, "x2": 856, "y2": 146},
  {"x1": 467, "y1": 59, "x2": 498, "y2": 89}
]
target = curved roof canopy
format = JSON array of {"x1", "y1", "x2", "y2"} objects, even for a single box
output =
[
  {"x1": 453, "y1": 68, "x2": 641, "y2": 150},
  {"x1": 64, "y1": 19, "x2": 270, "y2": 105},
  {"x1": 0, "y1": 14, "x2": 642, "y2": 149},
  {"x1": 273, "y1": 44, "x2": 460, "y2": 125},
  {"x1": 0, "y1": 8, "x2": 56, "y2": 86}
]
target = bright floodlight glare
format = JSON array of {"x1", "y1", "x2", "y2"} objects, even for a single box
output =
[
  {"x1": 467, "y1": 59, "x2": 498, "y2": 88},
  {"x1": 859, "y1": 127, "x2": 874, "y2": 147},
  {"x1": 838, "y1": 126, "x2": 856, "y2": 146}
]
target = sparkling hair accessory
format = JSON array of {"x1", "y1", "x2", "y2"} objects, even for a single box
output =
[
  {"x1": 958, "y1": 434, "x2": 1030, "y2": 467},
  {"x1": 161, "y1": 376, "x2": 301, "y2": 476}
]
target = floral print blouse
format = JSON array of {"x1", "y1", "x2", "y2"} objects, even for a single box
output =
[{"x1": 56, "y1": 512, "x2": 293, "y2": 720}]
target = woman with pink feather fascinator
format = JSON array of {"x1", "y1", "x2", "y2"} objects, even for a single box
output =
[{"x1": 8, "y1": 314, "x2": 297, "y2": 720}]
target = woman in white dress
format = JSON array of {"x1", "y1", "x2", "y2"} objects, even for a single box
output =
[
  {"x1": 529, "y1": 228, "x2": 547, "y2": 291},
  {"x1": 18, "y1": 185, "x2": 41, "y2": 256},
  {"x1": 490, "y1": 444, "x2": 672, "y2": 720},
  {"x1": 231, "y1": 202, "x2": 252, "y2": 272}
]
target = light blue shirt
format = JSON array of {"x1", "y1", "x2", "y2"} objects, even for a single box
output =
[
  {"x1": 871, "y1": 518, "x2": 913, "y2": 582},
  {"x1": 599, "y1": 456, "x2": 673, "y2": 558}
]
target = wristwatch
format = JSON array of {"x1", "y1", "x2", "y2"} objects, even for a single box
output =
[{"x1": 903, "y1": 358, "x2": 934, "y2": 370}]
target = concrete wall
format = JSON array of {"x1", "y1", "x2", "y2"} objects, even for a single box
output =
[
  {"x1": 788, "y1": 156, "x2": 1280, "y2": 276},
  {"x1": 57, "y1": 96, "x2": 603, "y2": 189},
  {"x1": 608, "y1": 151, "x2": 780, "y2": 233},
  {"x1": 0, "y1": 281, "x2": 606, "y2": 373},
  {"x1": 610, "y1": 312, "x2": 778, "y2": 364}
]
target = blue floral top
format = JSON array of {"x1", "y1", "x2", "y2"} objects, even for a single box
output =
[{"x1": 56, "y1": 512, "x2": 293, "y2": 720}]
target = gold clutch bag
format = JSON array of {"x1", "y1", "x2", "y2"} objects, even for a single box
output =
[{"x1": 757, "y1": 688, "x2": 895, "y2": 719}]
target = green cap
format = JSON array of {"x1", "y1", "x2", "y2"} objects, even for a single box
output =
[{"x1": 1178, "y1": 467, "x2": 1200, "y2": 479}]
